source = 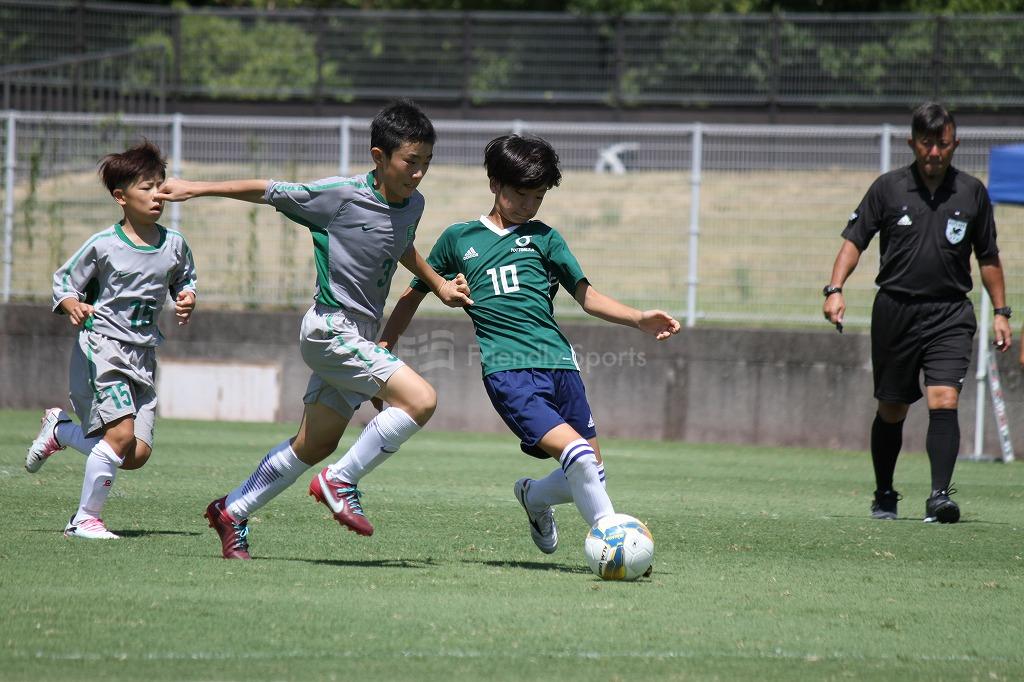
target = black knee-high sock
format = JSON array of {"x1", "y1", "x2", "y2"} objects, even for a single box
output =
[
  {"x1": 871, "y1": 413, "x2": 904, "y2": 492},
  {"x1": 926, "y1": 408, "x2": 959, "y2": 492}
]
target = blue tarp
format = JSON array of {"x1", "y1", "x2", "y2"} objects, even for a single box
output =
[{"x1": 988, "y1": 144, "x2": 1024, "y2": 205}]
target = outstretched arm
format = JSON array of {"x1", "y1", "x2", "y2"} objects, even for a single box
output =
[
  {"x1": 156, "y1": 178, "x2": 269, "y2": 204},
  {"x1": 822, "y1": 239, "x2": 862, "y2": 328},
  {"x1": 977, "y1": 255, "x2": 1012, "y2": 354},
  {"x1": 372, "y1": 287, "x2": 429, "y2": 412},
  {"x1": 378, "y1": 287, "x2": 429, "y2": 351},
  {"x1": 399, "y1": 245, "x2": 473, "y2": 308},
  {"x1": 574, "y1": 281, "x2": 680, "y2": 340}
]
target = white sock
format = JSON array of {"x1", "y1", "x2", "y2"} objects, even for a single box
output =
[
  {"x1": 56, "y1": 421, "x2": 102, "y2": 455},
  {"x1": 327, "y1": 407, "x2": 420, "y2": 484},
  {"x1": 559, "y1": 439, "x2": 614, "y2": 526},
  {"x1": 526, "y1": 467, "x2": 572, "y2": 510},
  {"x1": 74, "y1": 439, "x2": 124, "y2": 523},
  {"x1": 525, "y1": 460, "x2": 608, "y2": 511},
  {"x1": 226, "y1": 440, "x2": 309, "y2": 520}
]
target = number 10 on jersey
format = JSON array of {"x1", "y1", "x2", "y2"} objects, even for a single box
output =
[{"x1": 486, "y1": 265, "x2": 520, "y2": 295}]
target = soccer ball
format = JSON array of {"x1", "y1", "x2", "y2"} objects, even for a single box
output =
[{"x1": 584, "y1": 513, "x2": 654, "y2": 581}]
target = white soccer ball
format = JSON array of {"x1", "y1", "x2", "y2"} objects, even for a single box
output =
[{"x1": 584, "y1": 513, "x2": 655, "y2": 581}]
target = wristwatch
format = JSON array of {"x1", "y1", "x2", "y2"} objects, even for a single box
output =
[
  {"x1": 994, "y1": 306, "x2": 1012, "y2": 319},
  {"x1": 822, "y1": 285, "x2": 843, "y2": 298}
]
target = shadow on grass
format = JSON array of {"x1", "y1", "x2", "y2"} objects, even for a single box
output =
[
  {"x1": 22, "y1": 528, "x2": 202, "y2": 537},
  {"x1": 466, "y1": 558, "x2": 593, "y2": 574},
  {"x1": 825, "y1": 515, "x2": 1010, "y2": 525},
  {"x1": 272, "y1": 557, "x2": 439, "y2": 569},
  {"x1": 115, "y1": 529, "x2": 204, "y2": 538}
]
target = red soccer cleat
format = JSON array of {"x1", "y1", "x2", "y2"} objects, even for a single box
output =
[
  {"x1": 204, "y1": 496, "x2": 251, "y2": 560},
  {"x1": 308, "y1": 467, "x2": 374, "y2": 536}
]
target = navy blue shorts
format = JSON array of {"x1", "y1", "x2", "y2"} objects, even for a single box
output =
[{"x1": 482, "y1": 368, "x2": 597, "y2": 459}]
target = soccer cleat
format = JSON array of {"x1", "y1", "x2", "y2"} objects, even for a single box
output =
[
  {"x1": 64, "y1": 516, "x2": 119, "y2": 539},
  {"x1": 870, "y1": 489, "x2": 902, "y2": 520},
  {"x1": 514, "y1": 477, "x2": 558, "y2": 554},
  {"x1": 204, "y1": 496, "x2": 251, "y2": 559},
  {"x1": 924, "y1": 487, "x2": 960, "y2": 524},
  {"x1": 309, "y1": 468, "x2": 374, "y2": 536},
  {"x1": 26, "y1": 407, "x2": 71, "y2": 473}
]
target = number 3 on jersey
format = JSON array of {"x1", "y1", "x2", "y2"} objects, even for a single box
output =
[{"x1": 486, "y1": 265, "x2": 520, "y2": 295}]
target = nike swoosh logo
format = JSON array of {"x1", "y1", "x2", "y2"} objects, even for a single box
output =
[{"x1": 361, "y1": 225, "x2": 374, "y2": 231}]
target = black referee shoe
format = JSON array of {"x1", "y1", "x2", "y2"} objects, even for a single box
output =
[
  {"x1": 871, "y1": 489, "x2": 901, "y2": 520},
  {"x1": 924, "y1": 487, "x2": 960, "y2": 524}
]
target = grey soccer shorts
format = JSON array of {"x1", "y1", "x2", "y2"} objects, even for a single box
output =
[
  {"x1": 299, "y1": 304, "x2": 406, "y2": 419},
  {"x1": 68, "y1": 328, "x2": 158, "y2": 445}
]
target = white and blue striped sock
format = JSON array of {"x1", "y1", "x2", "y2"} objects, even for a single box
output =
[
  {"x1": 528, "y1": 461, "x2": 607, "y2": 510},
  {"x1": 559, "y1": 439, "x2": 614, "y2": 526},
  {"x1": 226, "y1": 440, "x2": 309, "y2": 520}
]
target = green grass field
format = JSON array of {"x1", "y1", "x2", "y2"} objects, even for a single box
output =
[{"x1": 1, "y1": 409, "x2": 1022, "y2": 682}]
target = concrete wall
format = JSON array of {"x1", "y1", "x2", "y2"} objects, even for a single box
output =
[{"x1": 4, "y1": 302, "x2": 1022, "y2": 456}]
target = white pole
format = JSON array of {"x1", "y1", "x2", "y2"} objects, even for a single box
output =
[
  {"x1": 880, "y1": 123, "x2": 892, "y2": 174},
  {"x1": 2, "y1": 111, "x2": 15, "y2": 303},
  {"x1": 686, "y1": 124, "x2": 702, "y2": 328},
  {"x1": 170, "y1": 113, "x2": 182, "y2": 232},
  {"x1": 973, "y1": 290, "x2": 992, "y2": 456},
  {"x1": 339, "y1": 117, "x2": 351, "y2": 177}
]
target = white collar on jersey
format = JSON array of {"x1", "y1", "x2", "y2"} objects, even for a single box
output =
[{"x1": 480, "y1": 214, "x2": 523, "y2": 237}]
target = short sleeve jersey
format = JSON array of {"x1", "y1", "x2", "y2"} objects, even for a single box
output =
[
  {"x1": 52, "y1": 222, "x2": 198, "y2": 347},
  {"x1": 411, "y1": 216, "x2": 586, "y2": 376},
  {"x1": 265, "y1": 170, "x2": 423, "y2": 319},
  {"x1": 841, "y1": 164, "x2": 998, "y2": 298}
]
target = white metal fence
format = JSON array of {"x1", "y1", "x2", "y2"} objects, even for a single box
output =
[{"x1": 3, "y1": 111, "x2": 1024, "y2": 327}]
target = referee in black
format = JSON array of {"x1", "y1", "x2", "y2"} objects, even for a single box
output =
[{"x1": 823, "y1": 102, "x2": 1011, "y2": 524}]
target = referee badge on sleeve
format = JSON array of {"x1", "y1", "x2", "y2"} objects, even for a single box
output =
[{"x1": 946, "y1": 218, "x2": 967, "y2": 244}]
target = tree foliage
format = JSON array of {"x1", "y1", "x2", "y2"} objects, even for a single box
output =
[{"x1": 183, "y1": 0, "x2": 1024, "y2": 11}]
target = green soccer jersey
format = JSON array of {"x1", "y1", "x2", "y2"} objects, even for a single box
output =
[{"x1": 411, "y1": 216, "x2": 586, "y2": 376}]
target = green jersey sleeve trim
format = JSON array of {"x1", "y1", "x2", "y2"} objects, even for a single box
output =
[
  {"x1": 308, "y1": 227, "x2": 344, "y2": 308},
  {"x1": 272, "y1": 180, "x2": 354, "y2": 192},
  {"x1": 59, "y1": 228, "x2": 115, "y2": 298}
]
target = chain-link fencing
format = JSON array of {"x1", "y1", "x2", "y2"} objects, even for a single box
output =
[{"x1": 3, "y1": 112, "x2": 1024, "y2": 328}]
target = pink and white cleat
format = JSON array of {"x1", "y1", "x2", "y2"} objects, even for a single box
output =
[
  {"x1": 25, "y1": 407, "x2": 71, "y2": 473},
  {"x1": 64, "y1": 516, "x2": 120, "y2": 540},
  {"x1": 309, "y1": 467, "x2": 374, "y2": 536}
]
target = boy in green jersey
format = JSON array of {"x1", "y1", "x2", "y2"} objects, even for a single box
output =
[
  {"x1": 157, "y1": 100, "x2": 472, "y2": 558},
  {"x1": 379, "y1": 134, "x2": 680, "y2": 554},
  {"x1": 26, "y1": 141, "x2": 198, "y2": 540}
]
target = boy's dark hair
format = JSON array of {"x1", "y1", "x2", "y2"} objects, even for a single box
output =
[
  {"x1": 484, "y1": 134, "x2": 562, "y2": 190},
  {"x1": 911, "y1": 102, "x2": 956, "y2": 139},
  {"x1": 370, "y1": 99, "x2": 435, "y2": 156},
  {"x1": 98, "y1": 140, "x2": 166, "y2": 195}
]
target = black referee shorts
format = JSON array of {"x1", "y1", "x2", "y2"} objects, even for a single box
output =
[{"x1": 871, "y1": 289, "x2": 977, "y2": 404}]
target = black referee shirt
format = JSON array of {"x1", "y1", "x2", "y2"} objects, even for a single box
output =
[{"x1": 842, "y1": 163, "x2": 998, "y2": 299}]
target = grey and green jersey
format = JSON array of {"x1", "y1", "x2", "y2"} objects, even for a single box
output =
[
  {"x1": 265, "y1": 170, "x2": 423, "y2": 320},
  {"x1": 411, "y1": 216, "x2": 586, "y2": 376},
  {"x1": 52, "y1": 222, "x2": 197, "y2": 348}
]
